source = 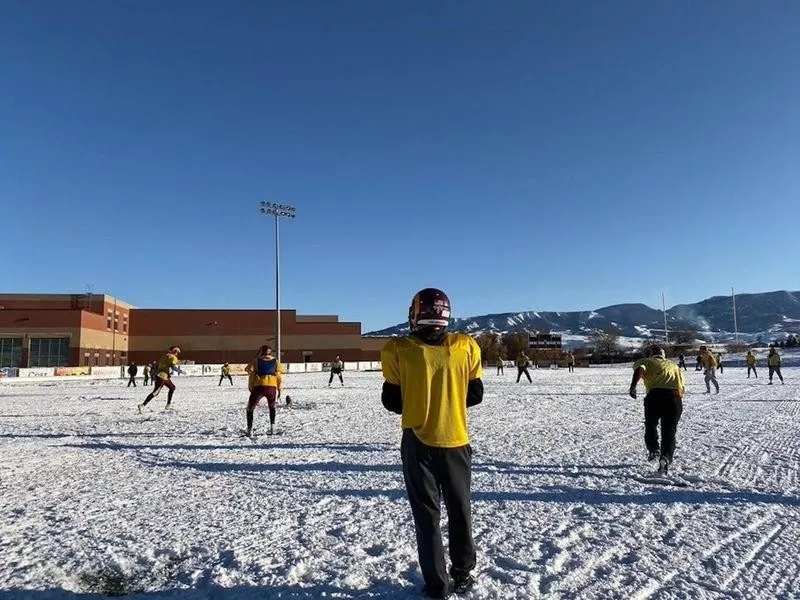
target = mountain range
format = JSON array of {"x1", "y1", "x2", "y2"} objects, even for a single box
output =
[{"x1": 365, "y1": 290, "x2": 800, "y2": 344}]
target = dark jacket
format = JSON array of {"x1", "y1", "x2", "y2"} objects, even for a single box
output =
[{"x1": 127, "y1": 364, "x2": 138, "y2": 376}]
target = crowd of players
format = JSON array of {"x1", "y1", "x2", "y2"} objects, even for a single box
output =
[{"x1": 123, "y1": 288, "x2": 789, "y2": 599}]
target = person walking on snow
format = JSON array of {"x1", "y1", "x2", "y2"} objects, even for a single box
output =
[
  {"x1": 219, "y1": 363, "x2": 233, "y2": 386},
  {"x1": 567, "y1": 352, "x2": 576, "y2": 373},
  {"x1": 677, "y1": 353, "x2": 687, "y2": 371},
  {"x1": 746, "y1": 350, "x2": 758, "y2": 379},
  {"x1": 496, "y1": 355, "x2": 504, "y2": 376},
  {"x1": 629, "y1": 345, "x2": 685, "y2": 475},
  {"x1": 127, "y1": 362, "x2": 138, "y2": 387},
  {"x1": 138, "y1": 346, "x2": 181, "y2": 412},
  {"x1": 244, "y1": 345, "x2": 282, "y2": 436},
  {"x1": 142, "y1": 363, "x2": 150, "y2": 386},
  {"x1": 381, "y1": 288, "x2": 483, "y2": 599},
  {"x1": 329, "y1": 356, "x2": 344, "y2": 387},
  {"x1": 768, "y1": 347, "x2": 784, "y2": 385},
  {"x1": 699, "y1": 346, "x2": 719, "y2": 394},
  {"x1": 717, "y1": 353, "x2": 724, "y2": 374},
  {"x1": 516, "y1": 352, "x2": 532, "y2": 383}
]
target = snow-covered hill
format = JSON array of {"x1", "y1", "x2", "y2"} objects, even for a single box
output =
[{"x1": 366, "y1": 290, "x2": 800, "y2": 343}]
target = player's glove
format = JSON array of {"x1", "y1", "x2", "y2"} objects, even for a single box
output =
[{"x1": 628, "y1": 387, "x2": 637, "y2": 399}]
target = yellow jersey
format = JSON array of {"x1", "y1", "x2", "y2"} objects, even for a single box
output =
[
  {"x1": 746, "y1": 353, "x2": 756, "y2": 366},
  {"x1": 221, "y1": 365, "x2": 231, "y2": 376},
  {"x1": 381, "y1": 333, "x2": 482, "y2": 448},
  {"x1": 633, "y1": 357, "x2": 685, "y2": 397},
  {"x1": 768, "y1": 352, "x2": 781, "y2": 367},
  {"x1": 700, "y1": 352, "x2": 717, "y2": 369},
  {"x1": 156, "y1": 352, "x2": 179, "y2": 381},
  {"x1": 246, "y1": 356, "x2": 282, "y2": 389}
]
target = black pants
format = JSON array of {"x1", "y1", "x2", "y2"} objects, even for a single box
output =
[
  {"x1": 329, "y1": 370, "x2": 343, "y2": 385},
  {"x1": 401, "y1": 429, "x2": 475, "y2": 594},
  {"x1": 127, "y1": 376, "x2": 136, "y2": 387},
  {"x1": 568, "y1": 365, "x2": 574, "y2": 373},
  {"x1": 219, "y1": 374, "x2": 233, "y2": 386},
  {"x1": 496, "y1": 365, "x2": 503, "y2": 375},
  {"x1": 678, "y1": 361, "x2": 686, "y2": 371},
  {"x1": 747, "y1": 366, "x2": 758, "y2": 378},
  {"x1": 143, "y1": 376, "x2": 149, "y2": 385},
  {"x1": 719, "y1": 364, "x2": 724, "y2": 374},
  {"x1": 516, "y1": 367, "x2": 531, "y2": 383},
  {"x1": 644, "y1": 389, "x2": 683, "y2": 462},
  {"x1": 769, "y1": 366, "x2": 783, "y2": 383}
]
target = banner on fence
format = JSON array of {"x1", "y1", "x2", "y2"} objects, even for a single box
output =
[
  {"x1": 19, "y1": 368, "x2": 53, "y2": 378},
  {"x1": 91, "y1": 366, "x2": 123, "y2": 379},
  {"x1": 176, "y1": 364, "x2": 204, "y2": 376},
  {"x1": 0, "y1": 367, "x2": 18, "y2": 378},
  {"x1": 305, "y1": 362, "x2": 322, "y2": 372},
  {"x1": 55, "y1": 366, "x2": 91, "y2": 377}
]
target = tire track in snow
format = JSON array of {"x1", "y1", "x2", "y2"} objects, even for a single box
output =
[
  {"x1": 631, "y1": 516, "x2": 773, "y2": 600},
  {"x1": 720, "y1": 522, "x2": 784, "y2": 591}
]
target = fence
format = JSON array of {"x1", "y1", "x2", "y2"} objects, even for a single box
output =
[{"x1": 0, "y1": 361, "x2": 384, "y2": 383}]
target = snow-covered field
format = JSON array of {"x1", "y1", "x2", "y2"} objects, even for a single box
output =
[{"x1": 2, "y1": 367, "x2": 799, "y2": 599}]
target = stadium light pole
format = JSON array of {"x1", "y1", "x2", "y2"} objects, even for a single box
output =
[{"x1": 259, "y1": 202, "x2": 296, "y2": 363}]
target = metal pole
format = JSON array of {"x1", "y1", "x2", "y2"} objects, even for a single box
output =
[
  {"x1": 732, "y1": 287, "x2": 738, "y2": 343},
  {"x1": 259, "y1": 201, "x2": 295, "y2": 363},
  {"x1": 275, "y1": 213, "x2": 281, "y2": 363},
  {"x1": 662, "y1": 292, "x2": 669, "y2": 344}
]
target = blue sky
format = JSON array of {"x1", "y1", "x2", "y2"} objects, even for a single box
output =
[{"x1": 2, "y1": 1, "x2": 799, "y2": 331}]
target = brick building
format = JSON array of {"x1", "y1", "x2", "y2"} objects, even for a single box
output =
[{"x1": 0, "y1": 293, "x2": 387, "y2": 368}]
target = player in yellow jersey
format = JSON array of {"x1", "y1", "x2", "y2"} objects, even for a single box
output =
[
  {"x1": 515, "y1": 351, "x2": 532, "y2": 383},
  {"x1": 219, "y1": 363, "x2": 233, "y2": 386},
  {"x1": 746, "y1": 350, "x2": 758, "y2": 379},
  {"x1": 381, "y1": 288, "x2": 483, "y2": 599},
  {"x1": 629, "y1": 345, "x2": 685, "y2": 475},
  {"x1": 767, "y1": 347, "x2": 784, "y2": 384},
  {"x1": 244, "y1": 345, "x2": 282, "y2": 436},
  {"x1": 138, "y1": 346, "x2": 181, "y2": 412},
  {"x1": 699, "y1": 346, "x2": 719, "y2": 393}
]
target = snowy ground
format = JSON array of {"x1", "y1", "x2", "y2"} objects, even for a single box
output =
[{"x1": 1, "y1": 367, "x2": 799, "y2": 600}]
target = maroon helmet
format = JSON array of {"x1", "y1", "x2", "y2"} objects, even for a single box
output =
[{"x1": 409, "y1": 288, "x2": 452, "y2": 330}]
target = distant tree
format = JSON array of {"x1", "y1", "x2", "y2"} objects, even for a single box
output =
[
  {"x1": 474, "y1": 332, "x2": 502, "y2": 363},
  {"x1": 778, "y1": 340, "x2": 786, "y2": 348},
  {"x1": 726, "y1": 342, "x2": 750, "y2": 354},
  {"x1": 673, "y1": 329, "x2": 697, "y2": 345},
  {"x1": 501, "y1": 332, "x2": 530, "y2": 360},
  {"x1": 787, "y1": 334, "x2": 799, "y2": 348},
  {"x1": 590, "y1": 327, "x2": 621, "y2": 358}
]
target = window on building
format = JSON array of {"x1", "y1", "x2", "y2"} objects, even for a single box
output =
[
  {"x1": 0, "y1": 338, "x2": 22, "y2": 367},
  {"x1": 122, "y1": 319, "x2": 128, "y2": 334},
  {"x1": 29, "y1": 337, "x2": 70, "y2": 367}
]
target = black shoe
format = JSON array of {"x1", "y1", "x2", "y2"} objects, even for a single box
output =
[
  {"x1": 452, "y1": 574, "x2": 475, "y2": 595},
  {"x1": 647, "y1": 450, "x2": 659, "y2": 462},
  {"x1": 421, "y1": 585, "x2": 450, "y2": 599}
]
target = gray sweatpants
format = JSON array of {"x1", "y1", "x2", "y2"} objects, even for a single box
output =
[
  {"x1": 705, "y1": 368, "x2": 719, "y2": 393},
  {"x1": 401, "y1": 428, "x2": 476, "y2": 594}
]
